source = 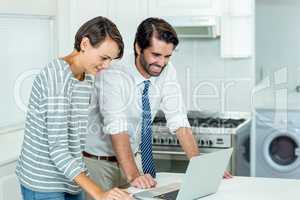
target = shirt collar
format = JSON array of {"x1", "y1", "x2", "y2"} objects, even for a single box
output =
[
  {"x1": 85, "y1": 73, "x2": 95, "y2": 84},
  {"x1": 128, "y1": 59, "x2": 157, "y2": 87}
]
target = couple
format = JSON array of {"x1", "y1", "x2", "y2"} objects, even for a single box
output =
[{"x1": 16, "y1": 16, "x2": 227, "y2": 200}]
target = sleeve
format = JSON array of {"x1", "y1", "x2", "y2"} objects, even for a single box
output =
[
  {"x1": 42, "y1": 68, "x2": 84, "y2": 181},
  {"x1": 160, "y1": 63, "x2": 191, "y2": 134},
  {"x1": 96, "y1": 67, "x2": 132, "y2": 135}
]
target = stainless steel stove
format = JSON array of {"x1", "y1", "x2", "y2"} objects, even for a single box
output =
[{"x1": 151, "y1": 110, "x2": 251, "y2": 173}]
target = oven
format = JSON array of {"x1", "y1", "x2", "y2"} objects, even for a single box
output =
[
  {"x1": 153, "y1": 146, "x2": 230, "y2": 173},
  {"x1": 152, "y1": 126, "x2": 234, "y2": 173},
  {"x1": 151, "y1": 110, "x2": 250, "y2": 174}
]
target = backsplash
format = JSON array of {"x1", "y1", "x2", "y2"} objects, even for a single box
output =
[{"x1": 171, "y1": 38, "x2": 254, "y2": 112}]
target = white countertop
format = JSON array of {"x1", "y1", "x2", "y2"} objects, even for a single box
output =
[
  {"x1": 0, "y1": 130, "x2": 23, "y2": 166},
  {"x1": 129, "y1": 173, "x2": 300, "y2": 200},
  {"x1": 201, "y1": 176, "x2": 299, "y2": 200}
]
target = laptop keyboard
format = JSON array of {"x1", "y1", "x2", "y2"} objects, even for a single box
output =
[
  {"x1": 147, "y1": 182, "x2": 181, "y2": 196},
  {"x1": 133, "y1": 182, "x2": 181, "y2": 200},
  {"x1": 154, "y1": 190, "x2": 179, "y2": 200}
]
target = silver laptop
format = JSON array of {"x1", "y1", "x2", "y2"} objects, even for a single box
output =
[{"x1": 134, "y1": 148, "x2": 233, "y2": 200}]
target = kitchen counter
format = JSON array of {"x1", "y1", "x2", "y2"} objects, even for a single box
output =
[
  {"x1": 129, "y1": 173, "x2": 300, "y2": 200},
  {"x1": 0, "y1": 129, "x2": 23, "y2": 166}
]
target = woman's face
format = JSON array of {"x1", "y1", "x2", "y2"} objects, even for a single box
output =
[{"x1": 80, "y1": 37, "x2": 120, "y2": 76}]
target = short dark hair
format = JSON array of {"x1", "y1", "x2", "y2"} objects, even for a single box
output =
[
  {"x1": 74, "y1": 16, "x2": 124, "y2": 59},
  {"x1": 134, "y1": 17, "x2": 179, "y2": 57}
]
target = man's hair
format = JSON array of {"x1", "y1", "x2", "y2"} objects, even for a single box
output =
[
  {"x1": 74, "y1": 16, "x2": 124, "y2": 59},
  {"x1": 134, "y1": 17, "x2": 179, "y2": 57}
]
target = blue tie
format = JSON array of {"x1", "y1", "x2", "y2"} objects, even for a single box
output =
[{"x1": 140, "y1": 80, "x2": 156, "y2": 178}]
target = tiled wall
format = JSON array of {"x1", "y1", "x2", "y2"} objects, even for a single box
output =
[{"x1": 171, "y1": 38, "x2": 254, "y2": 112}]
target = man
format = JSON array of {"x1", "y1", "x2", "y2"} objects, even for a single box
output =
[{"x1": 84, "y1": 18, "x2": 224, "y2": 195}]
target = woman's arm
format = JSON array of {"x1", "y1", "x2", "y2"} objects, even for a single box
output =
[{"x1": 74, "y1": 172, "x2": 133, "y2": 200}]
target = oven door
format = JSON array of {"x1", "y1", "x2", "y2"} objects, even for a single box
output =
[{"x1": 153, "y1": 146, "x2": 221, "y2": 173}]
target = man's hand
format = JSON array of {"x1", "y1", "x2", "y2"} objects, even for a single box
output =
[
  {"x1": 96, "y1": 187, "x2": 133, "y2": 200},
  {"x1": 223, "y1": 171, "x2": 233, "y2": 179},
  {"x1": 130, "y1": 174, "x2": 157, "y2": 189}
]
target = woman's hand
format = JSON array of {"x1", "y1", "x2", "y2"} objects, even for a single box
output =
[
  {"x1": 96, "y1": 187, "x2": 133, "y2": 200},
  {"x1": 74, "y1": 172, "x2": 133, "y2": 200}
]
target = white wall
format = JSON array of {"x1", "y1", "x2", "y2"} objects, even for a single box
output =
[
  {"x1": 172, "y1": 38, "x2": 254, "y2": 112},
  {"x1": 256, "y1": 0, "x2": 300, "y2": 92}
]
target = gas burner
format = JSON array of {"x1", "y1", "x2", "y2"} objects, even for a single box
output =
[
  {"x1": 153, "y1": 115, "x2": 245, "y2": 128},
  {"x1": 190, "y1": 117, "x2": 246, "y2": 128},
  {"x1": 152, "y1": 116, "x2": 167, "y2": 126}
]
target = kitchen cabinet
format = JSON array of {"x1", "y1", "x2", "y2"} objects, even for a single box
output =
[
  {"x1": 58, "y1": 0, "x2": 254, "y2": 59},
  {"x1": 221, "y1": 0, "x2": 254, "y2": 58},
  {"x1": 0, "y1": 130, "x2": 24, "y2": 200},
  {"x1": 69, "y1": 0, "x2": 110, "y2": 40},
  {"x1": 147, "y1": 0, "x2": 254, "y2": 59},
  {"x1": 107, "y1": 0, "x2": 148, "y2": 56},
  {"x1": 0, "y1": 0, "x2": 57, "y2": 130},
  {"x1": 57, "y1": 0, "x2": 110, "y2": 55},
  {"x1": 0, "y1": 162, "x2": 21, "y2": 200},
  {"x1": 222, "y1": 0, "x2": 253, "y2": 17},
  {"x1": 58, "y1": 0, "x2": 148, "y2": 57},
  {"x1": 148, "y1": 0, "x2": 220, "y2": 17},
  {"x1": 0, "y1": 0, "x2": 56, "y2": 16},
  {"x1": 221, "y1": 16, "x2": 253, "y2": 58}
]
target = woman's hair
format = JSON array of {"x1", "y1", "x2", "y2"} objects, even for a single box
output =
[
  {"x1": 134, "y1": 17, "x2": 179, "y2": 57},
  {"x1": 74, "y1": 16, "x2": 124, "y2": 59}
]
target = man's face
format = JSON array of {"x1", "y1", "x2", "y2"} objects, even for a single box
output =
[{"x1": 138, "y1": 37, "x2": 174, "y2": 77}]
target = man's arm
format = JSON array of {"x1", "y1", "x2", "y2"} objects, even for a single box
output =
[
  {"x1": 176, "y1": 127, "x2": 199, "y2": 159},
  {"x1": 111, "y1": 133, "x2": 157, "y2": 188},
  {"x1": 111, "y1": 133, "x2": 139, "y2": 181}
]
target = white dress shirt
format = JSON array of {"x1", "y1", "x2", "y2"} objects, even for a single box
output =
[{"x1": 85, "y1": 59, "x2": 190, "y2": 156}]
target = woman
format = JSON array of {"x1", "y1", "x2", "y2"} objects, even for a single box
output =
[{"x1": 16, "y1": 16, "x2": 132, "y2": 200}]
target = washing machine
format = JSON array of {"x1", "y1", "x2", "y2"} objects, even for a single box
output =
[
  {"x1": 234, "y1": 119, "x2": 251, "y2": 176},
  {"x1": 253, "y1": 109, "x2": 300, "y2": 178}
]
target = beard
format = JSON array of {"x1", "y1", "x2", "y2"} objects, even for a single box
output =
[{"x1": 140, "y1": 53, "x2": 166, "y2": 77}]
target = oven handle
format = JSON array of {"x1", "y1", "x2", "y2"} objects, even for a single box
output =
[{"x1": 152, "y1": 150, "x2": 186, "y2": 155}]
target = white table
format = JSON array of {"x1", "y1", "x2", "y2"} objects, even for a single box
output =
[{"x1": 128, "y1": 173, "x2": 300, "y2": 200}]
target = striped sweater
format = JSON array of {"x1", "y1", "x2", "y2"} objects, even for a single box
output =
[{"x1": 16, "y1": 58, "x2": 94, "y2": 194}]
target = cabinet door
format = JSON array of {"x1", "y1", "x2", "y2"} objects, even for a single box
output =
[
  {"x1": 221, "y1": 16, "x2": 253, "y2": 58},
  {"x1": 57, "y1": 0, "x2": 110, "y2": 54},
  {"x1": 108, "y1": 0, "x2": 148, "y2": 57},
  {"x1": 220, "y1": 0, "x2": 254, "y2": 58},
  {"x1": 222, "y1": 0, "x2": 253, "y2": 16},
  {"x1": 0, "y1": 0, "x2": 57, "y2": 128},
  {"x1": 148, "y1": 0, "x2": 220, "y2": 17},
  {"x1": 69, "y1": 0, "x2": 110, "y2": 36},
  {"x1": 0, "y1": 162, "x2": 21, "y2": 200},
  {"x1": 0, "y1": 0, "x2": 56, "y2": 16}
]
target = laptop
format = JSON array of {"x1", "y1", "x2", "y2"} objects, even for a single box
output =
[{"x1": 133, "y1": 148, "x2": 233, "y2": 200}]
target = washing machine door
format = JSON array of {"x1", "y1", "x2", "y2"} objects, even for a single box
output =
[{"x1": 263, "y1": 132, "x2": 300, "y2": 172}]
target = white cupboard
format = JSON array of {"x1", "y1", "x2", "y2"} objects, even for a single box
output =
[
  {"x1": 0, "y1": 1, "x2": 57, "y2": 199},
  {"x1": 148, "y1": 0, "x2": 220, "y2": 17},
  {"x1": 147, "y1": 0, "x2": 254, "y2": 58},
  {"x1": 0, "y1": 129, "x2": 24, "y2": 200},
  {"x1": 58, "y1": 0, "x2": 148, "y2": 58},
  {"x1": 58, "y1": 0, "x2": 254, "y2": 59},
  {"x1": 0, "y1": 0, "x2": 57, "y2": 128},
  {"x1": 221, "y1": 0, "x2": 254, "y2": 58},
  {"x1": 0, "y1": 162, "x2": 20, "y2": 200}
]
